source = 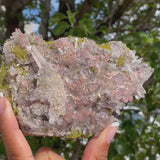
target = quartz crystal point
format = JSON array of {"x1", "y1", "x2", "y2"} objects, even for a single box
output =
[{"x1": 1, "y1": 29, "x2": 154, "y2": 138}]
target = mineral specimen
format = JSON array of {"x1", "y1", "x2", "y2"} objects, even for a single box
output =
[{"x1": 0, "y1": 29, "x2": 153, "y2": 138}]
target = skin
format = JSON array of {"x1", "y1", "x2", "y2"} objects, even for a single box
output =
[{"x1": 0, "y1": 97, "x2": 118, "y2": 160}]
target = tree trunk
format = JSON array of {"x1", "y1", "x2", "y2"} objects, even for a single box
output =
[
  {"x1": 1, "y1": 0, "x2": 32, "y2": 38},
  {"x1": 71, "y1": 139, "x2": 82, "y2": 160},
  {"x1": 59, "y1": 0, "x2": 75, "y2": 15},
  {"x1": 76, "y1": 0, "x2": 94, "y2": 21},
  {"x1": 5, "y1": 9, "x2": 24, "y2": 38},
  {"x1": 39, "y1": 0, "x2": 51, "y2": 41}
]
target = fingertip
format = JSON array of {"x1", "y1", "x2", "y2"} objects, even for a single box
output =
[
  {"x1": 4, "y1": 96, "x2": 13, "y2": 111},
  {"x1": 0, "y1": 96, "x2": 13, "y2": 116},
  {"x1": 106, "y1": 122, "x2": 119, "y2": 144},
  {"x1": 35, "y1": 147, "x2": 65, "y2": 160},
  {"x1": 97, "y1": 121, "x2": 119, "y2": 145},
  {"x1": 82, "y1": 122, "x2": 119, "y2": 160},
  {"x1": 0, "y1": 92, "x2": 3, "y2": 97},
  {"x1": 35, "y1": 147, "x2": 53, "y2": 154}
]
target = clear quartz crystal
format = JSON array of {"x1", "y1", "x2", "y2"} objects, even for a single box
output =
[{"x1": 1, "y1": 29, "x2": 154, "y2": 138}]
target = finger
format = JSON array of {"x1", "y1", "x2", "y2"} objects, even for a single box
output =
[
  {"x1": 82, "y1": 122, "x2": 119, "y2": 160},
  {"x1": 35, "y1": 147, "x2": 65, "y2": 160},
  {"x1": 0, "y1": 96, "x2": 34, "y2": 160}
]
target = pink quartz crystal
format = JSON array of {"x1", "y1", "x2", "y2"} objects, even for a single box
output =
[{"x1": 1, "y1": 29, "x2": 153, "y2": 138}]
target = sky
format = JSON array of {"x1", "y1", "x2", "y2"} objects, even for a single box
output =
[
  {"x1": 23, "y1": 0, "x2": 83, "y2": 33},
  {"x1": 23, "y1": 0, "x2": 59, "y2": 33}
]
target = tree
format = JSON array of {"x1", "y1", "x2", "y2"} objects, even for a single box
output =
[
  {"x1": 39, "y1": 0, "x2": 51, "y2": 40},
  {"x1": 0, "y1": 0, "x2": 160, "y2": 159},
  {"x1": 0, "y1": 0, "x2": 32, "y2": 38}
]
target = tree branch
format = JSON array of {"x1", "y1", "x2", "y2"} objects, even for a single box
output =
[
  {"x1": 96, "y1": 0, "x2": 134, "y2": 37},
  {"x1": 39, "y1": 0, "x2": 51, "y2": 41},
  {"x1": 71, "y1": 139, "x2": 82, "y2": 160},
  {"x1": 59, "y1": 0, "x2": 75, "y2": 15},
  {"x1": 104, "y1": 0, "x2": 133, "y2": 25},
  {"x1": 76, "y1": 0, "x2": 94, "y2": 21},
  {"x1": 1, "y1": 0, "x2": 32, "y2": 14},
  {"x1": 121, "y1": 106, "x2": 160, "y2": 115},
  {"x1": 135, "y1": 4, "x2": 157, "y2": 32}
]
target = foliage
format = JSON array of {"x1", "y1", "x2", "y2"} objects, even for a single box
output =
[{"x1": 0, "y1": 0, "x2": 160, "y2": 159}]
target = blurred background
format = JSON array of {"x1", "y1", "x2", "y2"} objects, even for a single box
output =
[{"x1": 0, "y1": 0, "x2": 160, "y2": 159}]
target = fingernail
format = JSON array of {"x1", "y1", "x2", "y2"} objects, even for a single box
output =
[
  {"x1": 0, "y1": 92, "x2": 3, "y2": 97},
  {"x1": 106, "y1": 122, "x2": 119, "y2": 144},
  {"x1": 0, "y1": 93, "x2": 5, "y2": 114}
]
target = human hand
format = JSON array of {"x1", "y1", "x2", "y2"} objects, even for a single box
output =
[{"x1": 0, "y1": 96, "x2": 119, "y2": 160}]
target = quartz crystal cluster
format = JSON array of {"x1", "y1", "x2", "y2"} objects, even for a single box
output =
[{"x1": 1, "y1": 29, "x2": 153, "y2": 138}]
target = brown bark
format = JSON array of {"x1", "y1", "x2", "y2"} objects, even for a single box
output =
[
  {"x1": 5, "y1": 9, "x2": 24, "y2": 38},
  {"x1": 59, "y1": 0, "x2": 75, "y2": 15},
  {"x1": 102, "y1": 0, "x2": 133, "y2": 26},
  {"x1": 1, "y1": 0, "x2": 32, "y2": 38},
  {"x1": 71, "y1": 139, "x2": 82, "y2": 160},
  {"x1": 96, "y1": 0, "x2": 134, "y2": 37},
  {"x1": 76, "y1": 0, "x2": 94, "y2": 21},
  {"x1": 39, "y1": 0, "x2": 51, "y2": 41}
]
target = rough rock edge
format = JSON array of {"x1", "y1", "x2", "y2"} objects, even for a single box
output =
[{"x1": 0, "y1": 29, "x2": 154, "y2": 138}]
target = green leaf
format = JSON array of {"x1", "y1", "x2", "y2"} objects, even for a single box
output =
[
  {"x1": 156, "y1": 116, "x2": 160, "y2": 123},
  {"x1": 114, "y1": 138, "x2": 132, "y2": 155},
  {"x1": 79, "y1": 17, "x2": 95, "y2": 36},
  {"x1": 153, "y1": 42, "x2": 160, "y2": 54},
  {"x1": 145, "y1": 93, "x2": 156, "y2": 112},
  {"x1": 0, "y1": 137, "x2": 6, "y2": 155},
  {"x1": 137, "y1": 152, "x2": 146, "y2": 159},
  {"x1": 125, "y1": 127, "x2": 139, "y2": 140},
  {"x1": 66, "y1": 10, "x2": 78, "y2": 27},
  {"x1": 52, "y1": 21, "x2": 70, "y2": 35},
  {"x1": 49, "y1": 12, "x2": 67, "y2": 26},
  {"x1": 138, "y1": 32, "x2": 147, "y2": 39},
  {"x1": 154, "y1": 68, "x2": 160, "y2": 81},
  {"x1": 98, "y1": 25, "x2": 108, "y2": 35},
  {"x1": 66, "y1": 27, "x2": 84, "y2": 37}
]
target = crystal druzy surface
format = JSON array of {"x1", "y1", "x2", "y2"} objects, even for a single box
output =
[{"x1": 1, "y1": 30, "x2": 153, "y2": 138}]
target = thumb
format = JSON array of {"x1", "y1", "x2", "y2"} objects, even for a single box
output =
[
  {"x1": 0, "y1": 95, "x2": 34, "y2": 160},
  {"x1": 82, "y1": 122, "x2": 119, "y2": 160}
]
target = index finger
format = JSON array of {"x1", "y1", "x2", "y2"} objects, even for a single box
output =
[{"x1": 0, "y1": 96, "x2": 34, "y2": 160}]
